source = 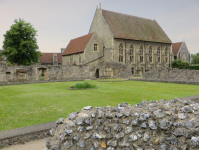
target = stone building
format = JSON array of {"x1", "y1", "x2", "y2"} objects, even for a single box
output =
[
  {"x1": 172, "y1": 41, "x2": 190, "y2": 62},
  {"x1": 62, "y1": 5, "x2": 173, "y2": 76}
]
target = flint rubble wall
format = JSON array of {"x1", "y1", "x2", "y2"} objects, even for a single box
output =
[
  {"x1": 46, "y1": 98, "x2": 199, "y2": 150},
  {"x1": 143, "y1": 68, "x2": 199, "y2": 82}
]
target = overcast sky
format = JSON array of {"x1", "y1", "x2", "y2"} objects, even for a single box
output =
[{"x1": 0, "y1": 0, "x2": 199, "y2": 54}]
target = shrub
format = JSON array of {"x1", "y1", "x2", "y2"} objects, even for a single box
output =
[
  {"x1": 71, "y1": 82, "x2": 97, "y2": 89},
  {"x1": 172, "y1": 59, "x2": 189, "y2": 69}
]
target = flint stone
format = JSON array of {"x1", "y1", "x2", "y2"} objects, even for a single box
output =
[
  {"x1": 77, "y1": 141, "x2": 85, "y2": 148},
  {"x1": 169, "y1": 146, "x2": 178, "y2": 150},
  {"x1": 131, "y1": 119, "x2": 139, "y2": 126},
  {"x1": 136, "y1": 131, "x2": 142, "y2": 137},
  {"x1": 64, "y1": 141, "x2": 72, "y2": 149},
  {"x1": 158, "y1": 144, "x2": 168, "y2": 150},
  {"x1": 119, "y1": 140, "x2": 130, "y2": 147},
  {"x1": 166, "y1": 137, "x2": 178, "y2": 145},
  {"x1": 76, "y1": 118, "x2": 84, "y2": 125},
  {"x1": 132, "y1": 112, "x2": 140, "y2": 118},
  {"x1": 105, "y1": 111, "x2": 113, "y2": 118},
  {"x1": 89, "y1": 147, "x2": 96, "y2": 150},
  {"x1": 93, "y1": 141, "x2": 99, "y2": 148},
  {"x1": 173, "y1": 128, "x2": 184, "y2": 137},
  {"x1": 107, "y1": 147, "x2": 115, "y2": 150},
  {"x1": 56, "y1": 118, "x2": 64, "y2": 124},
  {"x1": 148, "y1": 120, "x2": 157, "y2": 130},
  {"x1": 141, "y1": 122, "x2": 147, "y2": 128},
  {"x1": 119, "y1": 102, "x2": 129, "y2": 107},
  {"x1": 171, "y1": 97, "x2": 180, "y2": 103},
  {"x1": 153, "y1": 109, "x2": 165, "y2": 119},
  {"x1": 85, "y1": 118, "x2": 94, "y2": 125},
  {"x1": 73, "y1": 135, "x2": 79, "y2": 141},
  {"x1": 143, "y1": 133, "x2": 150, "y2": 141},
  {"x1": 159, "y1": 119, "x2": 172, "y2": 130},
  {"x1": 123, "y1": 120, "x2": 130, "y2": 125},
  {"x1": 93, "y1": 133, "x2": 103, "y2": 139},
  {"x1": 128, "y1": 134, "x2": 138, "y2": 141},
  {"x1": 115, "y1": 132, "x2": 124, "y2": 139},
  {"x1": 184, "y1": 121, "x2": 198, "y2": 129},
  {"x1": 86, "y1": 126, "x2": 93, "y2": 131},
  {"x1": 191, "y1": 136, "x2": 199, "y2": 147},
  {"x1": 84, "y1": 133, "x2": 90, "y2": 139},
  {"x1": 69, "y1": 121, "x2": 76, "y2": 127},
  {"x1": 125, "y1": 126, "x2": 133, "y2": 134},
  {"x1": 125, "y1": 111, "x2": 131, "y2": 117},
  {"x1": 83, "y1": 106, "x2": 92, "y2": 110},
  {"x1": 182, "y1": 106, "x2": 192, "y2": 113},
  {"x1": 65, "y1": 129, "x2": 73, "y2": 135},
  {"x1": 49, "y1": 128, "x2": 55, "y2": 136},
  {"x1": 68, "y1": 112, "x2": 78, "y2": 120},
  {"x1": 115, "y1": 113, "x2": 123, "y2": 118},
  {"x1": 178, "y1": 113, "x2": 186, "y2": 119},
  {"x1": 106, "y1": 134, "x2": 113, "y2": 139},
  {"x1": 51, "y1": 145, "x2": 60, "y2": 150},
  {"x1": 118, "y1": 106, "x2": 125, "y2": 112},
  {"x1": 90, "y1": 112, "x2": 96, "y2": 118},
  {"x1": 140, "y1": 113, "x2": 150, "y2": 121},
  {"x1": 78, "y1": 126, "x2": 84, "y2": 132},
  {"x1": 97, "y1": 110, "x2": 104, "y2": 118}
]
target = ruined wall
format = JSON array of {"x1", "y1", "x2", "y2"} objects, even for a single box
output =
[
  {"x1": 46, "y1": 98, "x2": 199, "y2": 150},
  {"x1": 143, "y1": 68, "x2": 199, "y2": 82},
  {"x1": 92, "y1": 61, "x2": 133, "y2": 79}
]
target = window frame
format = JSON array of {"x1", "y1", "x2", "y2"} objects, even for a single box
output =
[
  {"x1": 94, "y1": 44, "x2": 98, "y2": 51},
  {"x1": 130, "y1": 44, "x2": 134, "y2": 62},
  {"x1": 119, "y1": 43, "x2": 123, "y2": 62},
  {"x1": 139, "y1": 45, "x2": 144, "y2": 63}
]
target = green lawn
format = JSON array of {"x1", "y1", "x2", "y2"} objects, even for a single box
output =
[{"x1": 0, "y1": 80, "x2": 199, "y2": 131}]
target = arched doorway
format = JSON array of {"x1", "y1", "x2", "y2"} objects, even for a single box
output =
[{"x1": 95, "y1": 69, "x2": 99, "y2": 78}]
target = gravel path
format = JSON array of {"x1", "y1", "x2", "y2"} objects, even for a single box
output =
[{"x1": 2, "y1": 138, "x2": 46, "y2": 150}]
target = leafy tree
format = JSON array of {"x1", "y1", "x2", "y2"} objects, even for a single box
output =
[
  {"x1": 0, "y1": 51, "x2": 4, "y2": 61},
  {"x1": 172, "y1": 59, "x2": 190, "y2": 69},
  {"x1": 2, "y1": 18, "x2": 42, "y2": 66},
  {"x1": 191, "y1": 53, "x2": 199, "y2": 64}
]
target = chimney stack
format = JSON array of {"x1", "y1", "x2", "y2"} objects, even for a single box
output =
[{"x1": 60, "y1": 48, "x2": 65, "y2": 53}]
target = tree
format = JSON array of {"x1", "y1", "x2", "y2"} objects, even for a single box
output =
[
  {"x1": 191, "y1": 53, "x2": 199, "y2": 64},
  {"x1": 0, "y1": 51, "x2": 4, "y2": 61},
  {"x1": 2, "y1": 18, "x2": 42, "y2": 66},
  {"x1": 172, "y1": 59, "x2": 189, "y2": 69}
]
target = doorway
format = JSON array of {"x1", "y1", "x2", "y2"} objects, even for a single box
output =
[{"x1": 95, "y1": 69, "x2": 99, "y2": 78}]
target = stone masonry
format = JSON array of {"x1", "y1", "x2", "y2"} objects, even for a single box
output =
[
  {"x1": 45, "y1": 98, "x2": 199, "y2": 150},
  {"x1": 143, "y1": 68, "x2": 199, "y2": 82}
]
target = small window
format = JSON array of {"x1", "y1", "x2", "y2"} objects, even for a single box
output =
[
  {"x1": 130, "y1": 44, "x2": 134, "y2": 62},
  {"x1": 157, "y1": 46, "x2": 160, "y2": 63},
  {"x1": 119, "y1": 43, "x2": 123, "y2": 62},
  {"x1": 94, "y1": 44, "x2": 98, "y2": 51},
  {"x1": 165, "y1": 47, "x2": 168, "y2": 63},
  {"x1": 149, "y1": 46, "x2": 152, "y2": 63},
  {"x1": 139, "y1": 45, "x2": 144, "y2": 62},
  {"x1": 6, "y1": 72, "x2": 11, "y2": 75},
  {"x1": 79, "y1": 55, "x2": 81, "y2": 64},
  {"x1": 54, "y1": 56, "x2": 57, "y2": 61}
]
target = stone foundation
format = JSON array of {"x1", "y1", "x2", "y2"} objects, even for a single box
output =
[{"x1": 45, "y1": 98, "x2": 199, "y2": 150}]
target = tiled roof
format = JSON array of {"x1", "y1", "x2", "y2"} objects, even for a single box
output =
[
  {"x1": 62, "y1": 33, "x2": 94, "y2": 56},
  {"x1": 172, "y1": 42, "x2": 183, "y2": 56},
  {"x1": 38, "y1": 53, "x2": 62, "y2": 64},
  {"x1": 102, "y1": 9, "x2": 172, "y2": 43}
]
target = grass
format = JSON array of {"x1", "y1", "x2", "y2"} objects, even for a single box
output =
[
  {"x1": 0, "y1": 80, "x2": 199, "y2": 131},
  {"x1": 71, "y1": 82, "x2": 97, "y2": 89},
  {"x1": 134, "y1": 76, "x2": 143, "y2": 77}
]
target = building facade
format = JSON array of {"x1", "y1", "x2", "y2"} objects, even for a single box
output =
[
  {"x1": 62, "y1": 6, "x2": 173, "y2": 76},
  {"x1": 172, "y1": 42, "x2": 190, "y2": 62}
]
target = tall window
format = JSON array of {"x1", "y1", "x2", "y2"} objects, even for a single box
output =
[
  {"x1": 94, "y1": 44, "x2": 98, "y2": 51},
  {"x1": 149, "y1": 46, "x2": 152, "y2": 63},
  {"x1": 130, "y1": 44, "x2": 134, "y2": 62},
  {"x1": 54, "y1": 56, "x2": 57, "y2": 62},
  {"x1": 139, "y1": 45, "x2": 143, "y2": 62},
  {"x1": 157, "y1": 46, "x2": 160, "y2": 62},
  {"x1": 165, "y1": 47, "x2": 168, "y2": 63},
  {"x1": 119, "y1": 43, "x2": 123, "y2": 62},
  {"x1": 79, "y1": 55, "x2": 81, "y2": 64},
  {"x1": 70, "y1": 55, "x2": 73, "y2": 64}
]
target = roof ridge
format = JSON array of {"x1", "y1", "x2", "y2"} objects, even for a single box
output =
[
  {"x1": 71, "y1": 32, "x2": 94, "y2": 41},
  {"x1": 172, "y1": 42, "x2": 183, "y2": 44},
  {"x1": 102, "y1": 9, "x2": 154, "y2": 22}
]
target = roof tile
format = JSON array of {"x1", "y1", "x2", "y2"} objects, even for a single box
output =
[
  {"x1": 172, "y1": 42, "x2": 183, "y2": 56},
  {"x1": 62, "y1": 33, "x2": 94, "y2": 56}
]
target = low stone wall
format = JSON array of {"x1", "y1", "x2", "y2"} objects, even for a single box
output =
[
  {"x1": 143, "y1": 68, "x2": 199, "y2": 82},
  {"x1": 45, "y1": 98, "x2": 199, "y2": 150}
]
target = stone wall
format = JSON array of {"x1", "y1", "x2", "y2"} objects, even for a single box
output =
[
  {"x1": 0, "y1": 62, "x2": 133, "y2": 83},
  {"x1": 45, "y1": 98, "x2": 199, "y2": 150},
  {"x1": 143, "y1": 68, "x2": 199, "y2": 82}
]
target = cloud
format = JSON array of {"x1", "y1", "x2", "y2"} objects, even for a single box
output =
[{"x1": 14, "y1": 0, "x2": 49, "y2": 10}]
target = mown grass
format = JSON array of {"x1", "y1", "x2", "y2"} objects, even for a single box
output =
[
  {"x1": 0, "y1": 80, "x2": 199, "y2": 131},
  {"x1": 71, "y1": 82, "x2": 97, "y2": 89},
  {"x1": 98, "y1": 79, "x2": 125, "y2": 82}
]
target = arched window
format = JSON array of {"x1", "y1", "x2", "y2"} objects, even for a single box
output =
[
  {"x1": 149, "y1": 45, "x2": 152, "y2": 63},
  {"x1": 165, "y1": 47, "x2": 168, "y2": 63},
  {"x1": 130, "y1": 44, "x2": 134, "y2": 62},
  {"x1": 157, "y1": 46, "x2": 160, "y2": 62},
  {"x1": 139, "y1": 45, "x2": 144, "y2": 62},
  {"x1": 70, "y1": 55, "x2": 73, "y2": 65},
  {"x1": 119, "y1": 43, "x2": 123, "y2": 62},
  {"x1": 79, "y1": 55, "x2": 81, "y2": 64}
]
